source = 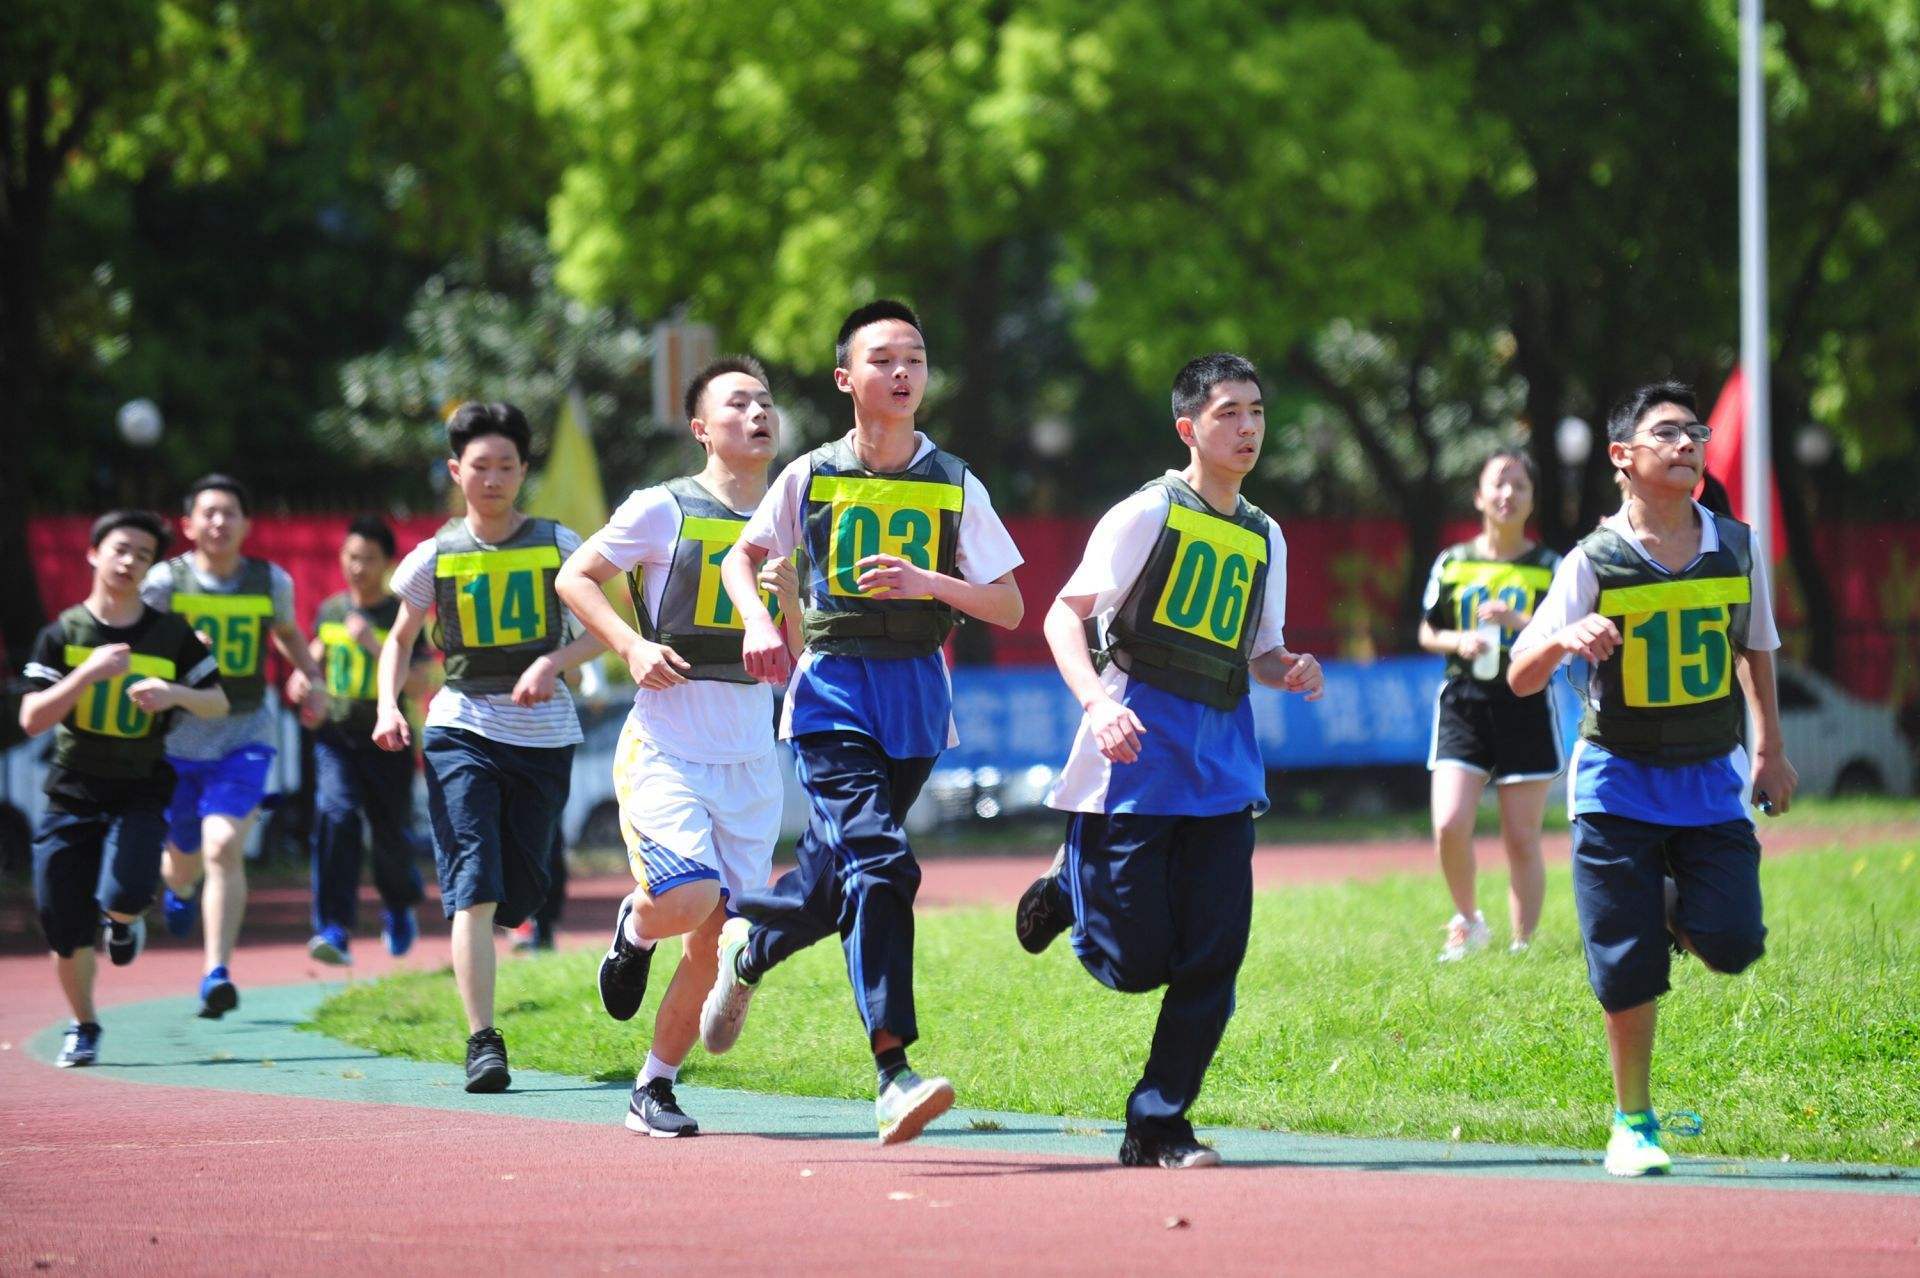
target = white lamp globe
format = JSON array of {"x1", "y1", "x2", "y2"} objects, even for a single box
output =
[
  {"x1": 1555, "y1": 416, "x2": 1592, "y2": 467},
  {"x1": 117, "y1": 399, "x2": 164, "y2": 448}
]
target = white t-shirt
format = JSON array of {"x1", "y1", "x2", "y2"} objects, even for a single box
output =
[
  {"x1": 1047, "y1": 477, "x2": 1288, "y2": 814},
  {"x1": 1512, "y1": 502, "x2": 1780, "y2": 660},
  {"x1": 391, "y1": 520, "x2": 586, "y2": 750},
  {"x1": 584, "y1": 482, "x2": 775, "y2": 764}
]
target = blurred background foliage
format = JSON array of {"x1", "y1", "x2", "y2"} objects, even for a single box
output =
[{"x1": 8, "y1": 0, "x2": 1920, "y2": 661}]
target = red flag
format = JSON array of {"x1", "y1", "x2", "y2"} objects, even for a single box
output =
[{"x1": 1700, "y1": 365, "x2": 1786, "y2": 560}]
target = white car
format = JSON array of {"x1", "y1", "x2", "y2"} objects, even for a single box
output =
[{"x1": 1775, "y1": 663, "x2": 1915, "y2": 797}]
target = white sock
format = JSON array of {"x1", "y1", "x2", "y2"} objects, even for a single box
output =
[
  {"x1": 638, "y1": 1051, "x2": 679, "y2": 1086},
  {"x1": 623, "y1": 909, "x2": 655, "y2": 951}
]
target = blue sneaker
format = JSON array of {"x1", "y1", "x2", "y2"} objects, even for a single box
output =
[
  {"x1": 381, "y1": 907, "x2": 417, "y2": 958},
  {"x1": 198, "y1": 966, "x2": 238, "y2": 1020},
  {"x1": 163, "y1": 886, "x2": 201, "y2": 939},
  {"x1": 57, "y1": 1021, "x2": 102, "y2": 1067},
  {"x1": 307, "y1": 926, "x2": 352, "y2": 966}
]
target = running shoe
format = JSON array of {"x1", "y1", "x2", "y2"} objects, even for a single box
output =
[
  {"x1": 625, "y1": 1076, "x2": 699, "y2": 1138},
  {"x1": 1604, "y1": 1110, "x2": 1672, "y2": 1177},
  {"x1": 162, "y1": 886, "x2": 200, "y2": 939},
  {"x1": 381, "y1": 907, "x2": 416, "y2": 958},
  {"x1": 875, "y1": 1069, "x2": 955, "y2": 1146},
  {"x1": 308, "y1": 926, "x2": 352, "y2": 966},
  {"x1": 1014, "y1": 845, "x2": 1072, "y2": 955},
  {"x1": 598, "y1": 898, "x2": 654, "y2": 1022},
  {"x1": 1437, "y1": 912, "x2": 1491, "y2": 962},
  {"x1": 699, "y1": 916, "x2": 759, "y2": 1054},
  {"x1": 57, "y1": 1021, "x2": 102, "y2": 1068},
  {"x1": 1119, "y1": 1130, "x2": 1222, "y2": 1169},
  {"x1": 465, "y1": 1027, "x2": 511, "y2": 1093},
  {"x1": 197, "y1": 966, "x2": 238, "y2": 1019},
  {"x1": 105, "y1": 916, "x2": 146, "y2": 967}
]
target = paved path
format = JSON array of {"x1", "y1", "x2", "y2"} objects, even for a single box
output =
[{"x1": 5, "y1": 831, "x2": 1918, "y2": 1275}]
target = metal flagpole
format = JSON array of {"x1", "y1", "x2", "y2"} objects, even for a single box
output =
[{"x1": 1740, "y1": 0, "x2": 1771, "y2": 559}]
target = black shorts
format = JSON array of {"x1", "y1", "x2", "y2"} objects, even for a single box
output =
[
  {"x1": 1428, "y1": 678, "x2": 1564, "y2": 784},
  {"x1": 33, "y1": 798, "x2": 168, "y2": 957}
]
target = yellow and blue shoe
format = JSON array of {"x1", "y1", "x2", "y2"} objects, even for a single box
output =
[{"x1": 1604, "y1": 1109, "x2": 1673, "y2": 1177}]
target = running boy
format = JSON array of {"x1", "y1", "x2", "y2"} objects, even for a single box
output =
[
  {"x1": 1014, "y1": 353, "x2": 1323, "y2": 1169},
  {"x1": 286, "y1": 516, "x2": 430, "y2": 965},
  {"x1": 21, "y1": 512, "x2": 227, "y2": 1066},
  {"x1": 703, "y1": 301, "x2": 1025, "y2": 1145},
  {"x1": 374, "y1": 402, "x2": 604, "y2": 1093},
  {"x1": 1417, "y1": 449, "x2": 1563, "y2": 959},
  {"x1": 145, "y1": 475, "x2": 326, "y2": 1018},
  {"x1": 1508, "y1": 381, "x2": 1795, "y2": 1177},
  {"x1": 556, "y1": 355, "x2": 801, "y2": 1137}
]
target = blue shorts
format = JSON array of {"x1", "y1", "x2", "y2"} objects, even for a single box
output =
[
  {"x1": 165, "y1": 745, "x2": 277, "y2": 851},
  {"x1": 1571, "y1": 812, "x2": 1767, "y2": 1012},
  {"x1": 34, "y1": 799, "x2": 168, "y2": 957},
  {"x1": 423, "y1": 727, "x2": 573, "y2": 928}
]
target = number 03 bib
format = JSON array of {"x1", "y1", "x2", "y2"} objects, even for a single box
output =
[{"x1": 1578, "y1": 514, "x2": 1754, "y2": 766}]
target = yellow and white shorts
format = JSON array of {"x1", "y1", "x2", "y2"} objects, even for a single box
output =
[{"x1": 613, "y1": 718, "x2": 782, "y2": 903}]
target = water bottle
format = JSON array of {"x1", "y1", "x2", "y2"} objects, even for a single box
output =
[{"x1": 1471, "y1": 621, "x2": 1502, "y2": 681}]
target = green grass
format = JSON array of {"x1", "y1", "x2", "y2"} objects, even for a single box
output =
[{"x1": 311, "y1": 840, "x2": 1920, "y2": 1165}]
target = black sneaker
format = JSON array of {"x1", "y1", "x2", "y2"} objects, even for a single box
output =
[
  {"x1": 624, "y1": 1076, "x2": 699, "y2": 1137},
  {"x1": 1015, "y1": 847, "x2": 1072, "y2": 955},
  {"x1": 598, "y1": 898, "x2": 655, "y2": 1022},
  {"x1": 464, "y1": 1027, "x2": 511, "y2": 1093},
  {"x1": 105, "y1": 916, "x2": 146, "y2": 967},
  {"x1": 57, "y1": 1020, "x2": 102, "y2": 1068},
  {"x1": 1119, "y1": 1130, "x2": 1223, "y2": 1169}
]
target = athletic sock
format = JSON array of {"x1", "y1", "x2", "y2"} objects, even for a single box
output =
[
  {"x1": 734, "y1": 948, "x2": 760, "y2": 985},
  {"x1": 638, "y1": 1051, "x2": 679, "y2": 1087},
  {"x1": 622, "y1": 911, "x2": 655, "y2": 951},
  {"x1": 875, "y1": 1046, "x2": 910, "y2": 1089}
]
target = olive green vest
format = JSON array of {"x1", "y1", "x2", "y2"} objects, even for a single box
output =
[
  {"x1": 52, "y1": 605, "x2": 193, "y2": 780},
  {"x1": 799, "y1": 437, "x2": 965, "y2": 659},
  {"x1": 432, "y1": 517, "x2": 566, "y2": 694},
  {"x1": 1099, "y1": 477, "x2": 1272, "y2": 712},
  {"x1": 1428, "y1": 542, "x2": 1559, "y2": 684},
  {"x1": 1578, "y1": 515, "x2": 1754, "y2": 765},
  {"x1": 167, "y1": 556, "x2": 275, "y2": 713},
  {"x1": 316, "y1": 592, "x2": 403, "y2": 734},
  {"x1": 626, "y1": 477, "x2": 785, "y2": 684}
]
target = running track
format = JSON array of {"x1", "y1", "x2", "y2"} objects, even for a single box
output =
[{"x1": 4, "y1": 829, "x2": 1917, "y2": 1276}]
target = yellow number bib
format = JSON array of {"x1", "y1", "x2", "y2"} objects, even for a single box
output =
[
  {"x1": 1150, "y1": 504, "x2": 1268, "y2": 648},
  {"x1": 810, "y1": 475, "x2": 961, "y2": 601},
  {"x1": 64, "y1": 647, "x2": 177, "y2": 739},
  {"x1": 173, "y1": 593, "x2": 273, "y2": 678},
  {"x1": 319, "y1": 622, "x2": 387, "y2": 700},
  {"x1": 1598, "y1": 577, "x2": 1749, "y2": 709},
  {"x1": 437, "y1": 547, "x2": 560, "y2": 649}
]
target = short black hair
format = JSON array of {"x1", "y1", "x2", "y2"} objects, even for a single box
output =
[
  {"x1": 446, "y1": 401, "x2": 532, "y2": 462},
  {"x1": 835, "y1": 299, "x2": 923, "y2": 369},
  {"x1": 90, "y1": 509, "x2": 171, "y2": 556},
  {"x1": 1171, "y1": 353, "x2": 1263, "y2": 420},
  {"x1": 183, "y1": 473, "x2": 251, "y2": 517},
  {"x1": 1479, "y1": 447, "x2": 1537, "y2": 487},
  {"x1": 344, "y1": 515, "x2": 396, "y2": 559},
  {"x1": 683, "y1": 355, "x2": 771, "y2": 422},
  {"x1": 1606, "y1": 381, "x2": 1697, "y2": 444}
]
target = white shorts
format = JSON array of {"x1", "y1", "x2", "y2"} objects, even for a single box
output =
[{"x1": 614, "y1": 720, "x2": 782, "y2": 903}]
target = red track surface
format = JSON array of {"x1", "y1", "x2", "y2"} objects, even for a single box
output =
[{"x1": 5, "y1": 836, "x2": 1918, "y2": 1275}]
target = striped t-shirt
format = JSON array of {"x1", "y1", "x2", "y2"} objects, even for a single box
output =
[{"x1": 391, "y1": 520, "x2": 586, "y2": 750}]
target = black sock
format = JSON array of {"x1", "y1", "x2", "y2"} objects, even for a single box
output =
[
  {"x1": 734, "y1": 948, "x2": 761, "y2": 985},
  {"x1": 875, "y1": 1045, "x2": 910, "y2": 1088}
]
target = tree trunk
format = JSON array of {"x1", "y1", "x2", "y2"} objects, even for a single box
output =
[
  {"x1": 0, "y1": 193, "x2": 54, "y2": 672},
  {"x1": 946, "y1": 239, "x2": 1006, "y2": 667},
  {"x1": 1768, "y1": 378, "x2": 1838, "y2": 675}
]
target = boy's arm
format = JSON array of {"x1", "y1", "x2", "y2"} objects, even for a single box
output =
[
  {"x1": 1044, "y1": 594, "x2": 1146, "y2": 764},
  {"x1": 722, "y1": 539, "x2": 789, "y2": 684},
  {"x1": 1507, "y1": 554, "x2": 1607, "y2": 697},
  {"x1": 1736, "y1": 648, "x2": 1797, "y2": 816},
  {"x1": 19, "y1": 646, "x2": 126, "y2": 737},
  {"x1": 555, "y1": 541, "x2": 689, "y2": 690},
  {"x1": 128, "y1": 678, "x2": 227, "y2": 720},
  {"x1": 854, "y1": 558, "x2": 1024, "y2": 629},
  {"x1": 270, "y1": 619, "x2": 327, "y2": 723},
  {"x1": 759, "y1": 552, "x2": 805, "y2": 660},
  {"x1": 1419, "y1": 620, "x2": 1486, "y2": 661},
  {"x1": 374, "y1": 597, "x2": 430, "y2": 751},
  {"x1": 1249, "y1": 647, "x2": 1324, "y2": 698},
  {"x1": 510, "y1": 631, "x2": 606, "y2": 708}
]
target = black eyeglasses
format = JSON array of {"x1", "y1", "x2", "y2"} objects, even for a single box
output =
[{"x1": 1638, "y1": 422, "x2": 1712, "y2": 447}]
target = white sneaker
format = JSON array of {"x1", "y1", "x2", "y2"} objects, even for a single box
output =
[
  {"x1": 1437, "y1": 912, "x2": 1491, "y2": 962},
  {"x1": 699, "y1": 916, "x2": 759, "y2": 1054},
  {"x1": 1509, "y1": 940, "x2": 1531, "y2": 955},
  {"x1": 1604, "y1": 1113, "x2": 1673, "y2": 1177}
]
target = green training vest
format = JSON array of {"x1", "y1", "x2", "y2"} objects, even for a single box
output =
[
  {"x1": 799, "y1": 437, "x2": 965, "y2": 659},
  {"x1": 167, "y1": 556, "x2": 276, "y2": 714},
  {"x1": 52, "y1": 605, "x2": 194, "y2": 781},
  {"x1": 1578, "y1": 514, "x2": 1754, "y2": 766},
  {"x1": 316, "y1": 592, "x2": 402, "y2": 734},
  {"x1": 627, "y1": 476, "x2": 783, "y2": 684},
  {"x1": 1099, "y1": 476, "x2": 1272, "y2": 712},
  {"x1": 432, "y1": 517, "x2": 566, "y2": 695},
  {"x1": 1427, "y1": 541, "x2": 1559, "y2": 685}
]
